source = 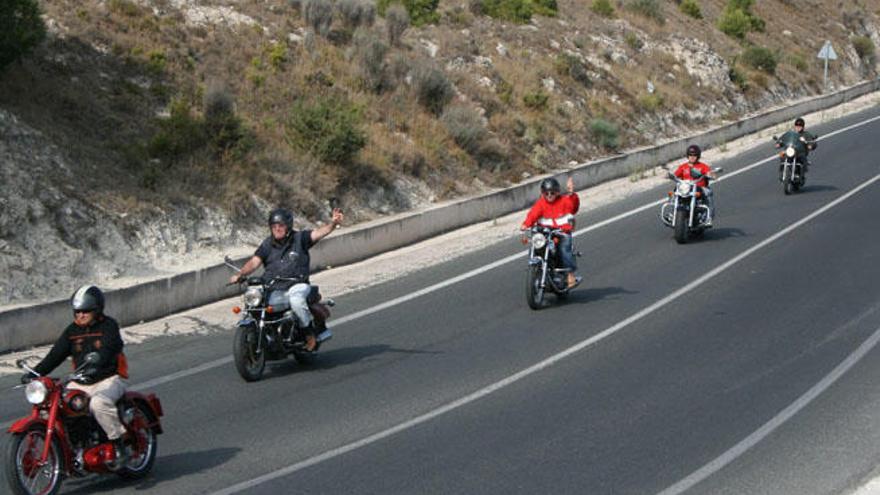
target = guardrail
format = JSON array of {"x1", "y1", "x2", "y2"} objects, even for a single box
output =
[{"x1": 2, "y1": 79, "x2": 878, "y2": 352}]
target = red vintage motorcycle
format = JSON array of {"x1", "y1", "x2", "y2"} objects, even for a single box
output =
[{"x1": 5, "y1": 353, "x2": 163, "y2": 495}]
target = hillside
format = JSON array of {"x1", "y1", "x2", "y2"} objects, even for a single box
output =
[{"x1": 1, "y1": 0, "x2": 878, "y2": 306}]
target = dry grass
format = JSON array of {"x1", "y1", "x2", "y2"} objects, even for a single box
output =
[{"x1": 1, "y1": 0, "x2": 876, "y2": 227}]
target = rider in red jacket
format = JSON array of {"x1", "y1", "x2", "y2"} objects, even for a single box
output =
[
  {"x1": 673, "y1": 144, "x2": 716, "y2": 226},
  {"x1": 521, "y1": 177, "x2": 581, "y2": 289}
]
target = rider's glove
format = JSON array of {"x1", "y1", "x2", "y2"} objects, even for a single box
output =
[{"x1": 20, "y1": 372, "x2": 36, "y2": 384}]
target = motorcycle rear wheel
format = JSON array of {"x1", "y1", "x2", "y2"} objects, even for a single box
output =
[
  {"x1": 674, "y1": 210, "x2": 689, "y2": 244},
  {"x1": 117, "y1": 403, "x2": 158, "y2": 480},
  {"x1": 234, "y1": 326, "x2": 266, "y2": 382},
  {"x1": 526, "y1": 266, "x2": 545, "y2": 310},
  {"x1": 5, "y1": 426, "x2": 64, "y2": 495}
]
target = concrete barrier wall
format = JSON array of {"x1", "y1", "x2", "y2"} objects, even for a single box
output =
[{"x1": 2, "y1": 79, "x2": 877, "y2": 352}]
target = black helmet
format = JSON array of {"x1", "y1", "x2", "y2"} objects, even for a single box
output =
[
  {"x1": 540, "y1": 178, "x2": 561, "y2": 194},
  {"x1": 794, "y1": 117, "x2": 805, "y2": 127},
  {"x1": 71, "y1": 285, "x2": 104, "y2": 314},
  {"x1": 686, "y1": 144, "x2": 701, "y2": 159},
  {"x1": 267, "y1": 208, "x2": 294, "y2": 230}
]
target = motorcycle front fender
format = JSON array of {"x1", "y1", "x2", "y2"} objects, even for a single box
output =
[
  {"x1": 7, "y1": 409, "x2": 45, "y2": 434},
  {"x1": 236, "y1": 316, "x2": 257, "y2": 328}
]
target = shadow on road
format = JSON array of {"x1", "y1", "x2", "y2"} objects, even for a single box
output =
[
  {"x1": 798, "y1": 184, "x2": 838, "y2": 193},
  {"x1": 262, "y1": 344, "x2": 439, "y2": 379},
  {"x1": 564, "y1": 286, "x2": 636, "y2": 305},
  {"x1": 60, "y1": 447, "x2": 241, "y2": 494},
  {"x1": 702, "y1": 227, "x2": 748, "y2": 241}
]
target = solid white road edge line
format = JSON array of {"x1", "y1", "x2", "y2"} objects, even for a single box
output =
[
  {"x1": 657, "y1": 320, "x2": 880, "y2": 495},
  {"x1": 205, "y1": 172, "x2": 880, "y2": 495},
  {"x1": 128, "y1": 111, "x2": 880, "y2": 393}
]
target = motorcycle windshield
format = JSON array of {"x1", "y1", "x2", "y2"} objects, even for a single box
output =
[{"x1": 778, "y1": 131, "x2": 807, "y2": 155}]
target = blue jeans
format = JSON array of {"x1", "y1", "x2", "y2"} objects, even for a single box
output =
[
  {"x1": 558, "y1": 233, "x2": 577, "y2": 272},
  {"x1": 286, "y1": 283, "x2": 313, "y2": 328}
]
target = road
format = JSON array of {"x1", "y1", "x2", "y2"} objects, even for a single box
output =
[{"x1": 2, "y1": 106, "x2": 879, "y2": 495}]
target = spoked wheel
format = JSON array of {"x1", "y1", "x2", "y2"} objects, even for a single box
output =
[
  {"x1": 5, "y1": 426, "x2": 64, "y2": 495},
  {"x1": 783, "y1": 180, "x2": 794, "y2": 195},
  {"x1": 117, "y1": 404, "x2": 158, "y2": 480},
  {"x1": 674, "y1": 210, "x2": 689, "y2": 244},
  {"x1": 233, "y1": 326, "x2": 266, "y2": 382},
  {"x1": 526, "y1": 265, "x2": 545, "y2": 310}
]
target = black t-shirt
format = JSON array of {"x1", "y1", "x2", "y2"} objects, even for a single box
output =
[
  {"x1": 34, "y1": 316, "x2": 124, "y2": 383},
  {"x1": 255, "y1": 230, "x2": 314, "y2": 290}
]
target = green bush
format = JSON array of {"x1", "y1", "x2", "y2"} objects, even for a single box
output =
[
  {"x1": 679, "y1": 0, "x2": 702, "y2": 19},
  {"x1": 624, "y1": 32, "x2": 643, "y2": 50},
  {"x1": 626, "y1": 0, "x2": 664, "y2": 24},
  {"x1": 555, "y1": 54, "x2": 591, "y2": 87},
  {"x1": 148, "y1": 99, "x2": 207, "y2": 164},
  {"x1": 590, "y1": 0, "x2": 615, "y2": 17},
  {"x1": 852, "y1": 35, "x2": 876, "y2": 65},
  {"x1": 638, "y1": 93, "x2": 663, "y2": 111},
  {"x1": 304, "y1": 0, "x2": 334, "y2": 35},
  {"x1": 336, "y1": 0, "x2": 376, "y2": 30},
  {"x1": 471, "y1": 0, "x2": 557, "y2": 23},
  {"x1": 204, "y1": 85, "x2": 251, "y2": 157},
  {"x1": 412, "y1": 64, "x2": 454, "y2": 115},
  {"x1": 378, "y1": 0, "x2": 439, "y2": 26},
  {"x1": 441, "y1": 106, "x2": 488, "y2": 155},
  {"x1": 0, "y1": 0, "x2": 46, "y2": 71},
  {"x1": 522, "y1": 90, "x2": 549, "y2": 110},
  {"x1": 728, "y1": 65, "x2": 748, "y2": 90},
  {"x1": 718, "y1": 0, "x2": 763, "y2": 40},
  {"x1": 741, "y1": 46, "x2": 777, "y2": 74},
  {"x1": 351, "y1": 29, "x2": 389, "y2": 93},
  {"x1": 589, "y1": 118, "x2": 619, "y2": 151},
  {"x1": 287, "y1": 96, "x2": 366, "y2": 166},
  {"x1": 788, "y1": 53, "x2": 807, "y2": 71}
]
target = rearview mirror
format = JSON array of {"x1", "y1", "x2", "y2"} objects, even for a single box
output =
[
  {"x1": 713, "y1": 167, "x2": 724, "y2": 174},
  {"x1": 772, "y1": 135, "x2": 778, "y2": 141}
]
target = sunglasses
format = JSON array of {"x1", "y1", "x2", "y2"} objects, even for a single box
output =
[
  {"x1": 542, "y1": 191, "x2": 559, "y2": 197},
  {"x1": 74, "y1": 310, "x2": 94, "y2": 315}
]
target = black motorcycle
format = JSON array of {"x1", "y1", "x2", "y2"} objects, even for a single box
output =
[
  {"x1": 660, "y1": 167, "x2": 721, "y2": 244},
  {"x1": 225, "y1": 257, "x2": 333, "y2": 382},
  {"x1": 524, "y1": 226, "x2": 580, "y2": 310},
  {"x1": 773, "y1": 132, "x2": 816, "y2": 195}
]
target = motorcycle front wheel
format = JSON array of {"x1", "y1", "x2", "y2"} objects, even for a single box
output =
[
  {"x1": 117, "y1": 403, "x2": 158, "y2": 480},
  {"x1": 674, "y1": 209, "x2": 689, "y2": 244},
  {"x1": 526, "y1": 265, "x2": 545, "y2": 310},
  {"x1": 234, "y1": 326, "x2": 266, "y2": 382},
  {"x1": 5, "y1": 426, "x2": 64, "y2": 495}
]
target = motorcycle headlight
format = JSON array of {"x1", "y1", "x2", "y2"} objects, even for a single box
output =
[
  {"x1": 785, "y1": 146, "x2": 796, "y2": 158},
  {"x1": 25, "y1": 380, "x2": 48, "y2": 405},
  {"x1": 676, "y1": 182, "x2": 692, "y2": 195},
  {"x1": 531, "y1": 233, "x2": 547, "y2": 250},
  {"x1": 243, "y1": 287, "x2": 263, "y2": 308}
]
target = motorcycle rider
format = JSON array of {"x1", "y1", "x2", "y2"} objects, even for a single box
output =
[
  {"x1": 521, "y1": 176, "x2": 581, "y2": 289},
  {"x1": 775, "y1": 117, "x2": 817, "y2": 180},
  {"x1": 672, "y1": 144, "x2": 717, "y2": 226},
  {"x1": 229, "y1": 207, "x2": 344, "y2": 351},
  {"x1": 22, "y1": 285, "x2": 130, "y2": 466}
]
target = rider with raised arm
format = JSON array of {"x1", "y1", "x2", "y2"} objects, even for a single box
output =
[
  {"x1": 23, "y1": 285, "x2": 130, "y2": 465},
  {"x1": 229, "y1": 207, "x2": 343, "y2": 351},
  {"x1": 521, "y1": 177, "x2": 581, "y2": 289},
  {"x1": 673, "y1": 144, "x2": 717, "y2": 226}
]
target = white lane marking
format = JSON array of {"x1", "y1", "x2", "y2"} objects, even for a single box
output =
[
  {"x1": 207, "y1": 177, "x2": 880, "y2": 495},
  {"x1": 657, "y1": 321, "x2": 880, "y2": 495}
]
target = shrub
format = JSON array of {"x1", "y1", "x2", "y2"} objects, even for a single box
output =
[
  {"x1": 589, "y1": 118, "x2": 619, "y2": 151},
  {"x1": 638, "y1": 93, "x2": 663, "y2": 111},
  {"x1": 788, "y1": 53, "x2": 807, "y2": 71},
  {"x1": 475, "y1": 0, "x2": 532, "y2": 23},
  {"x1": 266, "y1": 42, "x2": 288, "y2": 71},
  {"x1": 336, "y1": 0, "x2": 376, "y2": 30},
  {"x1": 441, "y1": 106, "x2": 488, "y2": 155},
  {"x1": 679, "y1": 0, "x2": 701, "y2": 19},
  {"x1": 304, "y1": 0, "x2": 334, "y2": 36},
  {"x1": 0, "y1": 0, "x2": 46, "y2": 71},
  {"x1": 626, "y1": 0, "x2": 664, "y2": 24},
  {"x1": 624, "y1": 32, "x2": 643, "y2": 51},
  {"x1": 385, "y1": 4, "x2": 410, "y2": 47},
  {"x1": 204, "y1": 84, "x2": 250, "y2": 157},
  {"x1": 522, "y1": 90, "x2": 549, "y2": 110},
  {"x1": 590, "y1": 0, "x2": 614, "y2": 17},
  {"x1": 852, "y1": 36, "x2": 876, "y2": 65},
  {"x1": 728, "y1": 65, "x2": 748, "y2": 90},
  {"x1": 555, "y1": 54, "x2": 591, "y2": 87},
  {"x1": 108, "y1": 0, "x2": 142, "y2": 17},
  {"x1": 148, "y1": 99, "x2": 207, "y2": 165},
  {"x1": 351, "y1": 29, "x2": 389, "y2": 93},
  {"x1": 287, "y1": 96, "x2": 366, "y2": 165},
  {"x1": 378, "y1": 0, "x2": 439, "y2": 26},
  {"x1": 532, "y1": 0, "x2": 558, "y2": 17},
  {"x1": 718, "y1": 0, "x2": 763, "y2": 40},
  {"x1": 411, "y1": 63, "x2": 454, "y2": 115},
  {"x1": 741, "y1": 46, "x2": 777, "y2": 74}
]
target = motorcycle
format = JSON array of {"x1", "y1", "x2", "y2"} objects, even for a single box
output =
[
  {"x1": 524, "y1": 226, "x2": 581, "y2": 310},
  {"x1": 6, "y1": 353, "x2": 163, "y2": 495},
  {"x1": 773, "y1": 133, "x2": 816, "y2": 195},
  {"x1": 225, "y1": 256, "x2": 334, "y2": 382},
  {"x1": 660, "y1": 167, "x2": 722, "y2": 244}
]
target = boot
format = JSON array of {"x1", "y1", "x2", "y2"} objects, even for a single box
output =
[
  {"x1": 303, "y1": 326, "x2": 317, "y2": 352},
  {"x1": 110, "y1": 437, "x2": 129, "y2": 470}
]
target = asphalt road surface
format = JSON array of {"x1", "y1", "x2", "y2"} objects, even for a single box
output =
[{"x1": 2, "y1": 106, "x2": 880, "y2": 495}]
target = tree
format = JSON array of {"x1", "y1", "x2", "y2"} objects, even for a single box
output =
[{"x1": 0, "y1": 0, "x2": 46, "y2": 72}]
